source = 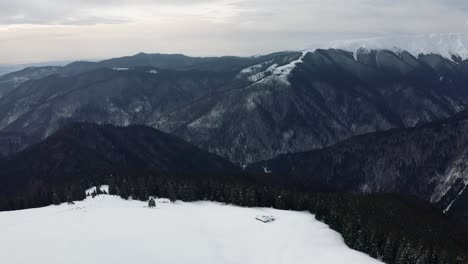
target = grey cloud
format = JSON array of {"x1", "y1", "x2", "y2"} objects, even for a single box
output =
[
  {"x1": 0, "y1": 0, "x2": 215, "y2": 25},
  {"x1": 1, "y1": 0, "x2": 468, "y2": 64},
  {"x1": 1, "y1": 0, "x2": 468, "y2": 29}
]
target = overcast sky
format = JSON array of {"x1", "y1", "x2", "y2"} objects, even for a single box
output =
[{"x1": 1, "y1": 0, "x2": 468, "y2": 64}]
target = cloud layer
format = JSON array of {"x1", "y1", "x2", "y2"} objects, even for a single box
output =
[{"x1": 1, "y1": 0, "x2": 467, "y2": 63}]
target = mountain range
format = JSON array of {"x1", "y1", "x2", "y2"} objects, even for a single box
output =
[
  {"x1": 2, "y1": 47, "x2": 468, "y2": 165},
  {"x1": 4, "y1": 30, "x2": 468, "y2": 264},
  {"x1": 2, "y1": 37, "x2": 468, "y2": 222}
]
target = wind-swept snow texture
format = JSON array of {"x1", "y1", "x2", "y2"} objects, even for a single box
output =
[
  {"x1": 0, "y1": 196, "x2": 382, "y2": 264},
  {"x1": 331, "y1": 33, "x2": 468, "y2": 60}
]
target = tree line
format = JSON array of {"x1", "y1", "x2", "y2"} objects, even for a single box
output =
[{"x1": 0, "y1": 170, "x2": 467, "y2": 264}]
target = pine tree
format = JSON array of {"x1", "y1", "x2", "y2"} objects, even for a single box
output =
[
  {"x1": 245, "y1": 187, "x2": 257, "y2": 207},
  {"x1": 66, "y1": 191, "x2": 74, "y2": 205},
  {"x1": 167, "y1": 183, "x2": 177, "y2": 202},
  {"x1": 52, "y1": 192, "x2": 61, "y2": 205},
  {"x1": 382, "y1": 233, "x2": 397, "y2": 263},
  {"x1": 148, "y1": 197, "x2": 156, "y2": 208},
  {"x1": 275, "y1": 194, "x2": 286, "y2": 210}
]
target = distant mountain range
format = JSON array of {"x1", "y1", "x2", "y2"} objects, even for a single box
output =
[
  {"x1": 1, "y1": 48, "x2": 468, "y2": 164},
  {"x1": 2, "y1": 37, "x2": 468, "y2": 223},
  {"x1": 0, "y1": 61, "x2": 71, "y2": 77}
]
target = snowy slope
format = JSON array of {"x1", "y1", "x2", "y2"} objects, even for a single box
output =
[
  {"x1": 237, "y1": 51, "x2": 307, "y2": 85},
  {"x1": 238, "y1": 33, "x2": 468, "y2": 88},
  {"x1": 330, "y1": 33, "x2": 468, "y2": 60},
  {"x1": 0, "y1": 195, "x2": 382, "y2": 264}
]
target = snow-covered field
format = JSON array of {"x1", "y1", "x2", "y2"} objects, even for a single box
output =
[{"x1": 0, "y1": 195, "x2": 382, "y2": 264}]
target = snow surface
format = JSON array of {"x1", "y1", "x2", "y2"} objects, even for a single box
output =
[
  {"x1": 330, "y1": 33, "x2": 468, "y2": 60},
  {"x1": 240, "y1": 51, "x2": 311, "y2": 86},
  {"x1": 431, "y1": 154, "x2": 468, "y2": 204},
  {"x1": 85, "y1": 185, "x2": 109, "y2": 196},
  {"x1": 443, "y1": 183, "x2": 468, "y2": 214},
  {"x1": 256, "y1": 215, "x2": 275, "y2": 223},
  {"x1": 0, "y1": 195, "x2": 382, "y2": 264},
  {"x1": 240, "y1": 62, "x2": 267, "y2": 74},
  {"x1": 267, "y1": 51, "x2": 309, "y2": 82}
]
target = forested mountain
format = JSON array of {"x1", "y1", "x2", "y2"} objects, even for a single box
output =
[
  {"x1": 1, "y1": 49, "x2": 468, "y2": 164},
  {"x1": 157, "y1": 49, "x2": 468, "y2": 163},
  {"x1": 0, "y1": 66, "x2": 62, "y2": 99},
  {"x1": 0, "y1": 123, "x2": 238, "y2": 208},
  {"x1": 0, "y1": 131, "x2": 37, "y2": 157},
  {"x1": 0, "y1": 52, "x2": 295, "y2": 99},
  {"x1": 248, "y1": 110, "x2": 468, "y2": 224}
]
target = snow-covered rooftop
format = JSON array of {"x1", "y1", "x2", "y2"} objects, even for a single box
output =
[{"x1": 256, "y1": 215, "x2": 275, "y2": 223}]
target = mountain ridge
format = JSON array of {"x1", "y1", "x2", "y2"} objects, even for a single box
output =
[
  {"x1": 330, "y1": 33, "x2": 468, "y2": 61},
  {"x1": 0, "y1": 122, "x2": 239, "y2": 198},
  {"x1": 247, "y1": 109, "x2": 468, "y2": 223},
  {"x1": 1, "y1": 48, "x2": 468, "y2": 164}
]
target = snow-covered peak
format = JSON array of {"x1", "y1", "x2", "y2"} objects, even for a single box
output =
[{"x1": 330, "y1": 33, "x2": 468, "y2": 60}]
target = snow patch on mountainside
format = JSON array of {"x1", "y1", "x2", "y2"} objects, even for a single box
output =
[
  {"x1": 0, "y1": 195, "x2": 381, "y2": 264},
  {"x1": 331, "y1": 33, "x2": 468, "y2": 60},
  {"x1": 443, "y1": 183, "x2": 467, "y2": 214},
  {"x1": 257, "y1": 51, "x2": 310, "y2": 85},
  {"x1": 431, "y1": 152, "x2": 468, "y2": 203},
  {"x1": 240, "y1": 62, "x2": 269, "y2": 74},
  {"x1": 247, "y1": 64, "x2": 278, "y2": 82},
  {"x1": 188, "y1": 106, "x2": 226, "y2": 129},
  {"x1": 239, "y1": 51, "x2": 311, "y2": 86}
]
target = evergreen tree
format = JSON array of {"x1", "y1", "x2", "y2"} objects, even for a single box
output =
[
  {"x1": 52, "y1": 192, "x2": 61, "y2": 205},
  {"x1": 167, "y1": 183, "x2": 177, "y2": 202},
  {"x1": 148, "y1": 197, "x2": 156, "y2": 208},
  {"x1": 66, "y1": 191, "x2": 75, "y2": 205}
]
